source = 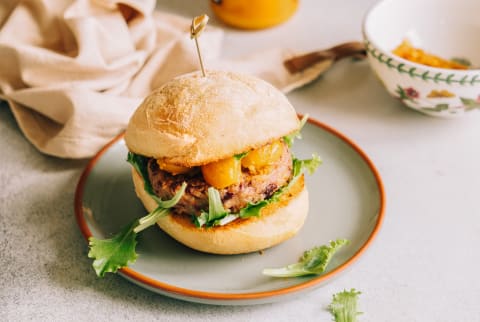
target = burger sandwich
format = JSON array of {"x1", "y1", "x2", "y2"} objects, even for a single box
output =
[{"x1": 88, "y1": 70, "x2": 320, "y2": 276}]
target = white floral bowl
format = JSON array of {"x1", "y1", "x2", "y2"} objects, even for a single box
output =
[{"x1": 362, "y1": 0, "x2": 480, "y2": 117}]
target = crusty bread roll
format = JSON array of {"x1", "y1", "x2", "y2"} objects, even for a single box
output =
[
  {"x1": 125, "y1": 70, "x2": 309, "y2": 254},
  {"x1": 131, "y1": 168, "x2": 309, "y2": 254},
  {"x1": 125, "y1": 70, "x2": 300, "y2": 166}
]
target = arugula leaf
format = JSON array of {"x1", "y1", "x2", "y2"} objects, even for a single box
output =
[
  {"x1": 283, "y1": 114, "x2": 309, "y2": 147},
  {"x1": 328, "y1": 289, "x2": 362, "y2": 322},
  {"x1": 134, "y1": 207, "x2": 170, "y2": 233},
  {"x1": 88, "y1": 220, "x2": 138, "y2": 277},
  {"x1": 195, "y1": 154, "x2": 322, "y2": 227},
  {"x1": 195, "y1": 118, "x2": 321, "y2": 227},
  {"x1": 194, "y1": 187, "x2": 230, "y2": 227},
  {"x1": 239, "y1": 155, "x2": 321, "y2": 219},
  {"x1": 127, "y1": 152, "x2": 155, "y2": 196},
  {"x1": 88, "y1": 158, "x2": 187, "y2": 277},
  {"x1": 239, "y1": 199, "x2": 270, "y2": 218},
  {"x1": 293, "y1": 153, "x2": 322, "y2": 176},
  {"x1": 262, "y1": 239, "x2": 349, "y2": 277},
  {"x1": 134, "y1": 182, "x2": 186, "y2": 233},
  {"x1": 152, "y1": 182, "x2": 187, "y2": 209}
]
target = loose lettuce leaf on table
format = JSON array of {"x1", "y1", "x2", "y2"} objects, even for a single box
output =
[{"x1": 328, "y1": 288, "x2": 362, "y2": 322}]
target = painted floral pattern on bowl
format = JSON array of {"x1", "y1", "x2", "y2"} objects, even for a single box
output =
[{"x1": 394, "y1": 85, "x2": 480, "y2": 116}]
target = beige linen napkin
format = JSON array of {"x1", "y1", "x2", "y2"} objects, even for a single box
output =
[{"x1": 0, "y1": 0, "x2": 329, "y2": 159}]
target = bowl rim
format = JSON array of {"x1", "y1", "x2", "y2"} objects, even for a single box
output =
[{"x1": 361, "y1": 0, "x2": 480, "y2": 74}]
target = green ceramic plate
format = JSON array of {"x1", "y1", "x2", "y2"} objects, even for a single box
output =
[{"x1": 75, "y1": 118, "x2": 385, "y2": 305}]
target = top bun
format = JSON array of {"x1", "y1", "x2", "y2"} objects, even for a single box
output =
[{"x1": 125, "y1": 70, "x2": 300, "y2": 166}]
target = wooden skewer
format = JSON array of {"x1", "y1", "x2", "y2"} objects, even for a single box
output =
[{"x1": 190, "y1": 14, "x2": 209, "y2": 77}]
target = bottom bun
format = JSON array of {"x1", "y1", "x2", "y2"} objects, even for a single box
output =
[{"x1": 131, "y1": 168, "x2": 309, "y2": 254}]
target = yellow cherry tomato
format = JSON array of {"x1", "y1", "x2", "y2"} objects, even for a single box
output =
[
  {"x1": 241, "y1": 140, "x2": 284, "y2": 173},
  {"x1": 201, "y1": 157, "x2": 242, "y2": 189},
  {"x1": 210, "y1": 0, "x2": 299, "y2": 30},
  {"x1": 157, "y1": 159, "x2": 191, "y2": 175}
]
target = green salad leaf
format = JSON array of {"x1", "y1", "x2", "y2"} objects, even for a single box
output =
[
  {"x1": 89, "y1": 117, "x2": 321, "y2": 274},
  {"x1": 127, "y1": 152, "x2": 155, "y2": 196},
  {"x1": 194, "y1": 154, "x2": 321, "y2": 227},
  {"x1": 284, "y1": 114, "x2": 309, "y2": 147},
  {"x1": 134, "y1": 207, "x2": 170, "y2": 234},
  {"x1": 293, "y1": 153, "x2": 321, "y2": 176},
  {"x1": 239, "y1": 154, "x2": 322, "y2": 219},
  {"x1": 88, "y1": 220, "x2": 138, "y2": 277},
  {"x1": 194, "y1": 187, "x2": 230, "y2": 227},
  {"x1": 88, "y1": 158, "x2": 186, "y2": 277},
  {"x1": 193, "y1": 116, "x2": 320, "y2": 227},
  {"x1": 328, "y1": 289, "x2": 362, "y2": 322},
  {"x1": 262, "y1": 239, "x2": 349, "y2": 277},
  {"x1": 239, "y1": 199, "x2": 269, "y2": 218}
]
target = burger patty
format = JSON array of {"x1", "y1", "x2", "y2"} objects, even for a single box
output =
[{"x1": 148, "y1": 144, "x2": 293, "y2": 216}]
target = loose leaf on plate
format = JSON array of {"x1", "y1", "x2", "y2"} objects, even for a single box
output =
[
  {"x1": 88, "y1": 220, "x2": 138, "y2": 277},
  {"x1": 87, "y1": 176, "x2": 187, "y2": 277},
  {"x1": 262, "y1": 239, "x2": 349, "y2": 277}
]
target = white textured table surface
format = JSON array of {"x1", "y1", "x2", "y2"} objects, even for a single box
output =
[{"x1": 2, "y1": 1, "x2": 480, "y2": 321}]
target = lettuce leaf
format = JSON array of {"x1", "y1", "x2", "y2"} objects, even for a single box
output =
[
  {"x1": 90, "y1": 120, "x2": 321, "y2": 274},
  {"x1": 283, "y1": 114, "x2": 309, "y2": 147},
  {"x1": 194, "y1": 154, "x2": 321, "y2": 227},
  {"x1": 262, "y1": 239, "x2": 349, "y2": 277},
  {"x1": 133, "y1": 207, "x2": 170, "y2": 234},
  {"x1": 293, "y1": 153, "x2": 321, "y2": 176},
  {"x1": 328, "y1": 289, "x2": 362, "y2": 322},
  {"x1": 87, "y1": 159, "x2": 186, "y2": 277},
  {"x1": 194, "y1": 187, "x2": 229, "y2": 227},
  {"x1": 239, "y1": 154, "x2": 321, "y2": 219},
  {"x1": 127, "y1": 152, "x2": 155, "y2": 196},
  {"x1": 88, "y1": 220, "x2": 138, "y2": 277}
]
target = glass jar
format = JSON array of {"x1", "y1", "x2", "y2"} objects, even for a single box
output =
[{"x1": 210, "y1": 0, "x2": 299, "y2": 30}]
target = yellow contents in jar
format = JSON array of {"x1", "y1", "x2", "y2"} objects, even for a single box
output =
[
  {"x1": 201, "y1": 157, "x2": 242, "y2": 189},
  {"x1": 241, "y1": 140, "x2": 284, "y2": 173},
  {"x1": 157, "y1": 159, "x2": 191, "y2": 175},
  {"x1": 210, "y1": 0, "x2": 298, "y2": 30},
  {"x1": 392, "y1": 39, "x2": 469, "y2": 70}
]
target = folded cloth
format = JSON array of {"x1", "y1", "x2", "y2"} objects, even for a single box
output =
[{"x1": 0, "y1": 0, "x2": 328, "y2": 159}]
